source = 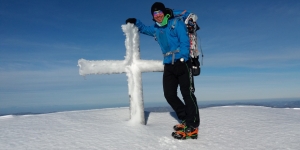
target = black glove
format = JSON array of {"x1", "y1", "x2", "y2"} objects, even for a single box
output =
[
  {"x1": 126, "y1": 18, "x2": 136, "y2": 25},
  {"x1": 191, "y1": 56, "x2": 201, "y2": 76}
]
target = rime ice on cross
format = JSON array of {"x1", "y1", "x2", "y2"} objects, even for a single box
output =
[{"x1": 78, "y1": 24, "x2": 163, "y2": 125}]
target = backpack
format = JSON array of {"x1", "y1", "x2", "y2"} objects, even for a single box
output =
[{"x1": 166, "y1": 8, "x2": 203, "y2": 76}]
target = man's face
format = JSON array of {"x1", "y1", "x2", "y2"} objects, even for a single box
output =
[{"x1": 153, "y1": 10, "x2": 164, "y2": 23}]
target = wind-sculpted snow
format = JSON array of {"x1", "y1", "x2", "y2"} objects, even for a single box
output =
[
  {"x1": 78, "y1": 59, "x2": 125, "y2": 75},
  {"x1": 78, "y1": 24, "x2": 163, "y2": 124},
  {"x1": 78, "y1": 59, "x2": 163, "y2": 75},
  {"x1": 0, "y1": 106, "x2": 299, "y2": 150}
]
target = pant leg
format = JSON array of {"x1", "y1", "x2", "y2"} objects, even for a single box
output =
[
  {"x1": 178, "y1": 61, "x2": 200, "y2": 128},
  {"x1": 163, "y1": 64, "x2": 186, "y2": 121}
]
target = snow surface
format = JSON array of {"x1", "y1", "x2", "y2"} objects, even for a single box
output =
[{"x1": 1, "y1": 106, "x2": 299, "y2": 150}]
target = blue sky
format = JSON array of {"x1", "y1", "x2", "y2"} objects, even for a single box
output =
[{"x1": 1, "y1": 0, "x2": 300, "y2": 114}]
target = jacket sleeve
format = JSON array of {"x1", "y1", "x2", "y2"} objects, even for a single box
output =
[
  {"x1": 135, "y1": 19, "x2": 156, "y2": 37},
  {"x1": 176, "y1": 20, "x2": 190, "y2": 61}
]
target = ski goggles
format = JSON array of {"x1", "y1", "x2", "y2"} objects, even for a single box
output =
[{"x1": 153, "y1": 10, "x2": 163, "y2": 17}]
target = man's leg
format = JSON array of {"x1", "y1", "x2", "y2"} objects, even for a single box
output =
[
  {"x1": 171, "y1": 61, "x2": 200, "y2": 139},
  {"x1": 163, "y1": 65, "x2": 186, "y2": 121},
  {"x1": 178, "y1": 62, "x2": 200, "y2": 128}
]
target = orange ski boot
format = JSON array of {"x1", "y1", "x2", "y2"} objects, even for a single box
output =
[{"x1": 172, "y1": 126, "x2": 198, "y2": 140}]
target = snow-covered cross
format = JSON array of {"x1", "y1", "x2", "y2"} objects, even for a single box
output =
[{"x1": 78, "y1": 24, "x2": 163, "y2": 125}]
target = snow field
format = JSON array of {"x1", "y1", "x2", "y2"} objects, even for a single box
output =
[{"x1": 0, "y1": 106, "x2": 299, "y2": 150}]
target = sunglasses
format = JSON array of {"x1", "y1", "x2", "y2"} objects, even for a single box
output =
[{"x1": 153, "y1": 10, "x2": 163, "y2": 17}]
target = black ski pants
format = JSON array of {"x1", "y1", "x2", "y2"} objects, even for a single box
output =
[{"x1": 163, "y1": 59, "x2": 200, "y2": 128}]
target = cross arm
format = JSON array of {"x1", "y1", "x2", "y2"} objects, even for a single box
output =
[
  {"x1": 78, "y1": 59, "x2": 126, "y2": 76},
  {"x1": 136, "y1": 60, "x2": 164, "y2": 72}
]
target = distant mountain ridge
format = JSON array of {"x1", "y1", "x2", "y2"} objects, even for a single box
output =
[
  {"x1": 145, "y1": 99, "x2": 300, "y2": 112},
  {"x1": 1, "y1": 99, "x2": 299, "y2": 116}
]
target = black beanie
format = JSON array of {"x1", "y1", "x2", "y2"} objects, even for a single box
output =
[{"x1": 151, "y1": 2, "x2": 166, "y2": 16}]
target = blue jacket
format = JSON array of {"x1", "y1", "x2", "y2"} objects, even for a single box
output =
[{"x1": 135, "y1": 18, "x2": 190, "y2": 64}]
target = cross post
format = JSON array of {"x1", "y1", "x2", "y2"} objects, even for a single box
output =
[{"x1": 78, "y1": 24, "x2": 163, "y2": 125}]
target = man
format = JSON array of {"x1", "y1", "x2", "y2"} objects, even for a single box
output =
[{"x1": 126, "y1": 2, "x2": 200, "y2": 140}]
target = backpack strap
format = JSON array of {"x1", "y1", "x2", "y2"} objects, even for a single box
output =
[
  {"x1": 163, "y1": 49, "x2": 180, "y2": 64},
  {"x1": 171, "y1": 18, "x2": 178, "y2": 29},
  {"x1": 171, "y1": 10, "x2": 186, "y2": 29}
]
